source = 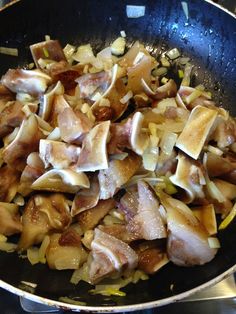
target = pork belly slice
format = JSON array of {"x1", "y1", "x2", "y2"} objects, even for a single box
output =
[
  {"x1": 18, "y1": 152, "x2": 45, "y2": 197},
  {"x1": 46, "y1": 232, "x2": 87, "y2": 270},
  {"x1": 76, "y1": 199, "x2": 115, "y2": 232},
  {"x1": 169, "y1": 154, "x2": 206, "y2": 203},
  {"x1": 0, "y1": 100, "x2": 25, "y2": 138},
  {"x1": 98, "y1": 152, "x2": 141, "y2": 199},
  {"x1": 31, "y1": 169, "x2": 89, "y2": 194},
  {"x1": 18, "y1": 193, "x2": 71, "y2": 251},
  {"x1": 39, "y1": 139, "x2": 81, "y2": 169},
  {"x1": 128, "y1": 180, "x2": 167, "y2": 240},
  {"x1": 30, "y1": 39, "x2": 67, "y2": 69},
  {"x1": 58, "y1": 107, "x2": 93, "y2": 144},
  {"x1": 1, "y1": 69, "x2": 51, "y2": 96},
  {"x1": 161, "y1": 194, "x2": 217, "y2": 266},
  {"x1": 75, "y1": 121, "x2": 110, "y2": 172},
  {"x1": 71, "y1": 175, "x2": 100, "y2": 216},
  {"x1": 3, "y1": 114, "x2": 45, "y2": 171},
  {"x1": 0, "y1": 165, "x2": 20, "y2": 202},
  {"x1": 89, "y1": 229, "x2": 138, "y2": 283},
  {"x1": 176, "y1": 105, "x2": 218, "y2": 160},
  {"x1": 0, "y1": 202, "x2": 22, "y2": 236}
]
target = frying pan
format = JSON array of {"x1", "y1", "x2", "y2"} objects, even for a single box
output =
[{"x1": 0, "y1": 0, "x2": 236, "y2": 312}]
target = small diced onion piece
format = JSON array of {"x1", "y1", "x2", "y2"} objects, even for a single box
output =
[
  {"x1": 47, "y1": 127, "x2": 61, "y2": 141},
  {"x1": 207, "y1": 180, "x2": 226, "y2": 203},
  {"x1": 13, "y1": 194, "x2": 25, "y2": 206},
  {"x1": 120, "y1": 91, "x2": 133, "y2": 104},
  {"x1": 143, "y1": 148, "x2": 159, "y2": 171},
  {"x1": 166, "y1": 48, "x2": 180, "y2": 60},
  {"x1": 208, "y1": 237, "x2": 221, "y2": 249},
  {"x1": 184, "y1": 89, "x2": 202, "y2": 105},
  {"x1": 45, "y1": 35, "x2": 51, "y2": 41},
  {"x1": 63, "y1": 44, "x2": 76, "y2": 61},
  {"x1": 120, "y1": 30, "x2": 126, "y2": 38},
  {"x1": 82, "y1": 230, "x2": 94, "y2": 249},
  {"x1": 38, "y1": 235, "x2": 50, "y2": 264},
  {"x1": 58, "y1": 297, "x2": 86, "y2": 306},
  {"x1": 111, "y1": 37, "x2": 126, "y2": 56},
  {"x1": 70, "y1": 262, "x2": 89, "y2": 285},
  {"x1": 160, "y1": 57, "x2": 170, "y2": 67},
  {"x1": 160, "y1": 131, "x2": 178, "y2": 156},
  {"x1": 133, "y1": 52, "x2": 145, "y2": 65},
  {"x1": 152, "y1": 67, "x2": 167, "y2": 77},
  {"x1": 0, "y1": 47, "x2": 18, "y2": 56},
  {"x1": 27, "y1": 247, "x2": 40, "y2": 265},
  {"x1": 0, "y1": 234, "x2": 7, "y2": 243},
  {"x1": 0, "y1": 242, "x2": 17, "y2": 252},
  {"x1": 207, "y1": 145, "x2": 223, "y2": 156},
  {"x1": 20, "y1": 281, "x2": 37, "y2": 289}
]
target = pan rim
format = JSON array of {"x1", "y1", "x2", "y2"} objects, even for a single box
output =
[
  {"x1": 0, "y1": 264, "x2": 236, "y2": 312},
  {"x1": 0, "y1": 0, "x2": 235, "y2": 19},
  {"x1": 0, "y1": 0, "x2": 235, "y2": 312}
]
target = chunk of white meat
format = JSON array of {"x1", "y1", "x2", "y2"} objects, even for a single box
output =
[
  {"x1": 89, "y1": 229, "x2": 138, "y2": 283},
  {"x1": 39, "y1": 139, "x2": 81, "y2": 169},
  {"x1": 0, "y1": 203, "x2": 22, "y2": 236},
  {"x1": 128, "y1": 180, "x2": 167, "y2": 240},
  {"x1": 1, "y1": 69, "x2": 51, "y2": 96},
  {"x1": 0, "y1": 101, "x2": 25, "y2": 138},
  {"x1": 162, "y1": 194, "x2": 217, "y2": 266},
  {"x1": 58, "y1": 107, "x2": 93, "y2": 144},
  {"x1": 98, "y1": 152, "x2": 141, "y2": 199},
  {"x1": 18, "y1": 193, "x2": 71, "y2": 251},
  {"x1": 46, "y1": 232, "x2": 87, "y2": 270},
  {"x1": 3, "y1": 114, "x2": 45, "y2": 171},
  {"x1": 75, "y1": 121, "x2": 110, "y2": 172}
]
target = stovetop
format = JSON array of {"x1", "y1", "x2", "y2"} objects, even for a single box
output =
[{"x1": 0, "y1": 0, "x2": 236, "y2": 313}]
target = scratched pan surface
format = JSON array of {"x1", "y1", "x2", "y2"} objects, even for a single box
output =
[{"x1": 0, "y1": 0, "x2": 236, "y2": 312}]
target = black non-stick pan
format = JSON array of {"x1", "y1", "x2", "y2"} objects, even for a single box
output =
[{"x1": 0, "y1": 0, "x2": 236, "y2": 312}]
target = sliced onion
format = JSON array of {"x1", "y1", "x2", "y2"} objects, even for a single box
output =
[
  {"x1": 47, "y1": 127, "x2": 61, "y2": 141},
  {"x1": 133, "y1": 52, "x2": 145, "y2": 65},
  {"x1": 0, "y1": 47, "x2": 18, "y2": 56},
  {"x1": 160, "y1": 131, "x2": 178, "y2": 156},
  {"x1": 142, "y1": 149, "x2": 159, "y2": 171},
  {"x1": 120, "y1": 90, "x2": 133, "y2": 104},
  {"x1": 152, "y1": 67, "x2": 167, "y2": 77},
  {"x1": 166, "y1": 48, "x2": 180, "y2": 60},
  {"x1": 219, "y1": 202, "x2": 236, "y2": 230},
  {"x1": 207, "y1": 145, "x2": 223, "y2": 156},
  {"x1": 110, "y1": 153, "x2": 129, "y2": 161},
  {"x1": 207, "y1": 180, "x2": 226, "y2": 203},
  {"x1": 27, "y1": 247, "x2": 40, "y2": 265},
  {"x1": 58, "y1": 297, "x2": 86, "y2": 306},
  {"x1": 38, "y1": 235, "x2": 50, "y2": 264},
  {"x1": 208, "y1": 237, "x2": 221, "y2": 249}
]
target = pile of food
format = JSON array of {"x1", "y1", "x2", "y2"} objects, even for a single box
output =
[{"x1": 0, "y1": 34, "x2": 236, "y2": 296}]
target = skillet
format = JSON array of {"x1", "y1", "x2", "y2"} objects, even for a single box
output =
[{"x1": 0, "y1": 0, "x2": 236, "y2": 311}]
